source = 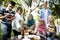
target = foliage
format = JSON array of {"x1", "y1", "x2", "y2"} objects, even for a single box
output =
[{"x1": 50, "y1": 0, "x2": 60, "y2": 18}]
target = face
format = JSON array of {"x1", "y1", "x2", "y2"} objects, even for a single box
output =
[
  {"x1": 48, "y1": 16, "x2": 54, "y2": 23},
  {"x1": 29, "y1": 15, "x2": 33, "y2": 20},
  {"x1": 18, "y1": 9, "x2": 22, "y2": 15},
  {"x1": 43, "y1": 2, "x2": 47, "y2": 8},
  {"x1": 39, "y1": 20, "x2": 44, "y2": 25},
  {"x1": 8, "y1": 4, "x2": 14, "y2": 11}
]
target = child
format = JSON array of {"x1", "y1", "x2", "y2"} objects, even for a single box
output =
[
  {"x1": 47, "y1": 15, "x2": 59, "y2": 40},
  {"x1": 35, "y1": 19, "x2": 47, "y2": 40},
  {"x1": 12, "y1": 7, "x2": 24, "y2": 40}
]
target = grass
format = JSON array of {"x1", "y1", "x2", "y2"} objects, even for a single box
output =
[{"x1": 0, "y1": 23, "x2": 2, "y2": 40}]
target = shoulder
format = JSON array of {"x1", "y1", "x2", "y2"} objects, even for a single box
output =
[
  {"x1": 11, "y1": 11, "x2": 15, "y2": 14},
  {"x1": 15, "y1": 13, "x2": 19, "y2": 16},
  {"x1": 39, "y1": 9, "x2": 44, "y2": 14},
  {"x1": 1, "y1": 8, "x2": 6, "y2": 11},
  {"x1": 48, "y1": 9, "x2": 51, "y2": 12},
  {"x1": 15, "y1": 13, "x2": 22, "y2": 18},
  {"x1": 40, "y1": 9, "x2": 44, "y2": 11}
]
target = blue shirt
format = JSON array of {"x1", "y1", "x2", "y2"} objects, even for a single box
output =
[{"x1": 39, "y1": 8, "x2": 51, "y2": 24}]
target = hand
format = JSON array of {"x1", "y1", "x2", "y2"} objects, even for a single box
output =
[
  {"x1": 18, "y1": 27, "x2": 23, "y2": 31},
  {"x1": 48, "y1": 28, "x2": 55, "y2": 33},
  {"x1": 27, "y1": 29, "x2": 31, "y2": 32},
  {"x1": 31, "y1": 30, "x2": 34, "y2": 34},
  {"x1": 22, "y1": 22, "x2": 26, "y2": 26}
]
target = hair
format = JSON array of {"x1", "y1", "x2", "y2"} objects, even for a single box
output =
[
  {"x1": 39, "y1": 18, "x2": 46, "y2": 25},
  {"x1": 17, "y1": 7, "x2": 22, "y2": 13},
  {"x1": 9, "y1": 1, "x2": 16, "y2": 6},
  {"x1": 48, "y1": 15, "x2": 54, "y2": 21},
  {"x1": 48, "y1": 15, "x2": 55, "y2": 25},
  {"x1": 44, "y1": 1, "x2": 47, "y2": 4},
  {"x1": 28, "y1": 14, "x2": 33, "y2": 20}
]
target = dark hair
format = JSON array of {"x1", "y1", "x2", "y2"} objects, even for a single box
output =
[
  {"x1": 9, "y1": 1, "x2": 16, "y2": 6},
  {"x1": 17, "y1": 7, "x2": 22, "y2": 13}
]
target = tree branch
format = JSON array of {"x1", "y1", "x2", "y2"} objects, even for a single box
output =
[
  {"x1": 29, "y1": 0, "x2": 40, "y2": 13},
  {"x1": 18, "y1": 0, "x2": 29, "y2": 11}
]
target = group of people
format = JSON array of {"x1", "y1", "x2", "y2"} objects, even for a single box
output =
[{"x1": 0, "y1": 1, "x2": 59, "y2": 40}]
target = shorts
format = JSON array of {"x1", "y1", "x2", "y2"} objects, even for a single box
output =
[{"x1": 13, "y1": 30, "x2": 21, "y2": 36}]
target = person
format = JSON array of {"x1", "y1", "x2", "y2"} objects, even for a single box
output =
[
  {"x1": 26, "y1": 14, "x2": 36, "y2": 35},
  {"x1": 55, "y1": 19, "x2": 60, "y2": 35},
  {"x1": 47, "y1": 15, "x2": 59, "y2": 40},
  {"x1": 12, "y1": 7, "x2": 24, "y2": 40},
  {"x1": 0, "y1": 1, "x2": 16, "y2": 40},
  {"x1": 35, "y1": 19, "x2": 47, "y2": 40},
  {"x1": 39, "y1": 1, "x2": 51, "y2": 24}
]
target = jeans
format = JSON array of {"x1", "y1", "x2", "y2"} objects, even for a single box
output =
[
  {"x1": 47, "y1": 37, "x2": 59, "y2": 40},
  {"x1": 1, "y1": 23, "x2": 12, "y2": 40},
  {"x1": 47, "y1": 32, "x2": 59, "y2": 40}
]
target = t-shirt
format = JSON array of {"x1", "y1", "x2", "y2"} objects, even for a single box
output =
[
  {"x1": 12, "y1": 13, "x2": 24, "y2": 32},
  {"x1": 0, "y1": 8, "x2": 15, "y2": 24}
]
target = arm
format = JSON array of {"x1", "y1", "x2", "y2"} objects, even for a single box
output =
[{"x1": 0, "y1": 13, "x2": 9, "y2": 19}]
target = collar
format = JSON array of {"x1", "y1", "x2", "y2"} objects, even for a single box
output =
[{"x1": 6, "y1": 7, "x2": 12, "y2": 12}]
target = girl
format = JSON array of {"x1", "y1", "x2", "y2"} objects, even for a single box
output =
[
  {"x1": 47, "y1": 15, "x2": 59, "y2": 40},
  {"x1": 12, "y1": 7, "x2": 24, "y2": 40},
  {"x1": 26, "y1": 14, "x2": 36, "y2": 35},
  {"x1": 35, "y1": 19, "x2": 47, "y2": 40}
]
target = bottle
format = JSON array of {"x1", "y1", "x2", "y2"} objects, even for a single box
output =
[{"x1": 21, "y1": 28, "x2": 24, "y2": 39}]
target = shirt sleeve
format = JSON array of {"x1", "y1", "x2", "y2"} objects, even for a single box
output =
[
  {"x1": 48, "y1": 9, "x2": 51, "y2": 15},
  {"x1": 15, "y1": 15, "x2": 21, "y2": 29}
]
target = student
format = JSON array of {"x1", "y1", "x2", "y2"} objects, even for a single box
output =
[
  {"x1": 39, "y1": 1, "x2": 51, "y2": 24},
  {"x1": 35, "y1": 19, "x2": 47, "y2": 40},
  {"x1": 47, "y1": 15, "x2": 59, "y2": 40},
  {"x1": 26, "y1": 14, "x2": 36, "y2": 34},
  {"x1": 0, "y1": 1, "x2": 16, "y2": 40},
  {"x1": 12, "y1": 7, "x2": 24, "y2": 40}
]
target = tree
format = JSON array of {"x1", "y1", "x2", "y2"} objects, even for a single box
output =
[
  {"x1": 18, "y1": 0, "x2": 40, "y2": 21},
  {"x1": 50, "y1": 0, "x2": 60, "y2": 18}
]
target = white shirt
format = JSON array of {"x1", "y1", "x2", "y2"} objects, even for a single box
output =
[{"x1": 12, "y1": 13, "x2": 23, "y2": 32}]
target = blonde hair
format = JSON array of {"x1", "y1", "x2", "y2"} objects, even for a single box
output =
[
  {"x1": 48, "y1": 15, "x2": 54, "y2": 19},
  {"x1": 48, "y1": 15, "x2": 55, "y2": 25}
]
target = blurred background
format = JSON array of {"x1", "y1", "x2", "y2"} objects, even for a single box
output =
[{"x1": 0, "y1": 0, "x2": 60, "y2": 40}]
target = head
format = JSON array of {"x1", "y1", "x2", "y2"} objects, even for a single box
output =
[
  {"x1": 39, "y1": 19, "x2": 45, "y2": 25},
  {"x1": 48, "y1": 15, "x2": 54, "y2": 24},
  {"x1": 28, "y1": 14, "x2": 33, "y2": 20},
  {"x1": 8, "y1": 1, "x2": 16, "y2": 11},
  {"x1": 17, "y1": 7, "x2": 22, "y2": 15},
  {"x1": 43, "y1": 1, "x2": 47, "y2": 9}
]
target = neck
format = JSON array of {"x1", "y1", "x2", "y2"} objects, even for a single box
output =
[
  {"x1": 44, "y1": 7, "x2": 47, "y2": 9},
  {"x1": 7, "y1": 7, "x2": 12, "y2": 11},
  {"x1": 18, "y1": 13, "x2": 21, "y2": 15}
]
